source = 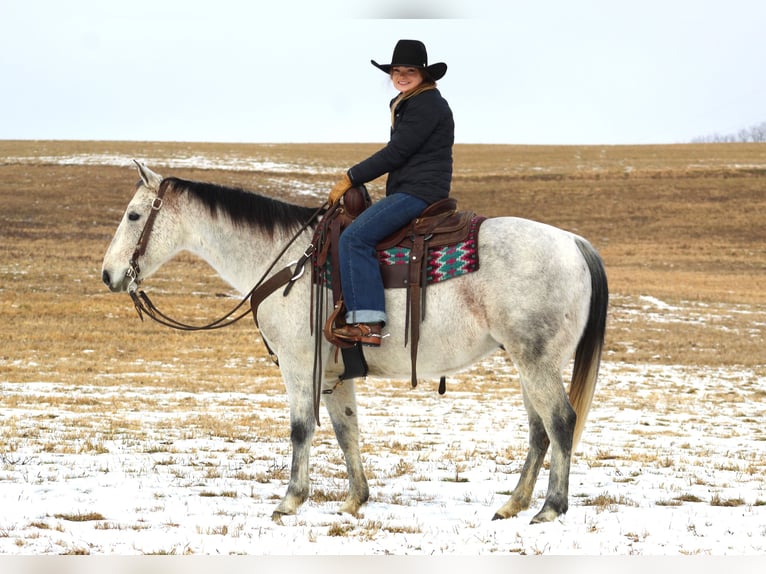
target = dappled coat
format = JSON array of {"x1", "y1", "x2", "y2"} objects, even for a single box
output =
[{"x1": 347, "y1": 88, "x2": 454, "y2": 205}]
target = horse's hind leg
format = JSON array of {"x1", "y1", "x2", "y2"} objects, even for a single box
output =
[
  {"x1": 322, "y1": 379, "x2": 369, "y2": 515},
  {"x1": 494, "y1": 371, "x2": 576, "y2": 523},
  {"x1": 493, "y1": 386, "x2": 549, "y2": 520}
]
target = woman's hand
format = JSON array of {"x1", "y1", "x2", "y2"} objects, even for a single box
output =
[{"x1": 328, "y1": 173, "x2": 352, "y2": 205}]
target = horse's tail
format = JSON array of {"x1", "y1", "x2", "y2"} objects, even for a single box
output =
[{"x1": 569, "y1": 238, "x2": 609, "y2": 449}]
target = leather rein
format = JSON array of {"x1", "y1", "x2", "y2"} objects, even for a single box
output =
[{"x1": 125, "y1": 178, "x2": 326, "y2": 333}]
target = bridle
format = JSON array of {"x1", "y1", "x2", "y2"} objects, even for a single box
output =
[
  {"x1": 126, "y1": 179, "x2": 170, "y2": 290},
  {"x1": 125, "y1": 177, "x2": 326, "y2": 332}
]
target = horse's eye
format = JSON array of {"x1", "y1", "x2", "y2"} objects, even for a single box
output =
[{"x1": 128, "y1": 212, "x2": 141, "y2": 222}]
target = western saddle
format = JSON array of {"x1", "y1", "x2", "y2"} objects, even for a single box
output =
[{"x1": 311, "y1": 186, "x2": 480, "y2": 389}]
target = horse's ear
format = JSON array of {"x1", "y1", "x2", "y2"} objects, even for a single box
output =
[{"x1": 133, "y1": 160, "x2": 163, "y2": 190}]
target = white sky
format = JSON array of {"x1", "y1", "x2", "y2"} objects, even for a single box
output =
[{"x1": 1, "y1": 0, "x2": 765, "y2": 145}]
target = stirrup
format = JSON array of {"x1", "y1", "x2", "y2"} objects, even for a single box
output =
[
  {"x1": 332, "y1": 322, "x2": 384, "y2": 347},
  {"x1": 323, "y1": 301, "x2": 355, "y2": 349}
]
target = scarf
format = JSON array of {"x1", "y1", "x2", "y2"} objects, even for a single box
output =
[{"x1": 390, "y1": 84, "x2": 436, "y2": 127}]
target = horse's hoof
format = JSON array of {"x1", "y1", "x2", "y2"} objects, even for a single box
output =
[
  {"x1": 492, "y1": 502, "x2": 524, "y2": 521},
  {"x1": 530, "y1": 508, "x2": 562, "y2": 524},
  {"x1": 271, "y1": 511, "x2": 286, "y2": 525},
  {"x1": 338, "y1": 507, "x2": 360, "y2": 518}
]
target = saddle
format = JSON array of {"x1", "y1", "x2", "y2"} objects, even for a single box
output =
[{"x1": 311, "y1": 186, "x2": 483, "y2": 389}]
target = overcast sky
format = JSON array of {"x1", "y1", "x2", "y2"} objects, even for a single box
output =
[{"x1": 1, "y1": 0, "x2": 764, "y2": 145}]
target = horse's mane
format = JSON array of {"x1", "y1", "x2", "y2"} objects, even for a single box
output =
[{"x1": 163, "y1": 177, "x2": 319, "y2": 235}]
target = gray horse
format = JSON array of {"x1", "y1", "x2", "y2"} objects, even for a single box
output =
[{"x1": 102, "y1": 162, "x2": 608, "y2": 524}]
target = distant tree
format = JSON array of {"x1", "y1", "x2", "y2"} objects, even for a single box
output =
[{"x1": 692, "y1": 120, "x2": 766, "y2": 143}]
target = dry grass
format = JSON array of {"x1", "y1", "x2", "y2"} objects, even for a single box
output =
[
  {"x1": 2, "y1": 140, "x2": 764, "y2": 381},
  {"x1": 53, "y1": 512, "x2": 106, "y2": 522}
]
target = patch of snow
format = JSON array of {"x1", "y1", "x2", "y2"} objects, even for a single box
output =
[
  {"x1": 638, "y1": 295, "x2": 676, "y2": 311},
  {"x1": 2, "y1": 154, "x2": 339, "y2": 175}
]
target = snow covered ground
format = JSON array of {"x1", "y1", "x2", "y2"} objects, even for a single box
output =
[{"x1": 1, "y1": 356, "x2": 764, "y2": 555}]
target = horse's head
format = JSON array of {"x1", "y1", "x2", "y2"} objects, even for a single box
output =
[{"x1": 101, "y1": 161, "x2": 180, "y2": 292}]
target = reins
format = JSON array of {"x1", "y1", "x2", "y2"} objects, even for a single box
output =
[{"x1": 126, "y1": 181, "x2": 327, "y2": 332}]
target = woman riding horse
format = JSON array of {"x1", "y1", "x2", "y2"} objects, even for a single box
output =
[{"x1": 328, "y1": 39, "x2": 455, "y2": 347}]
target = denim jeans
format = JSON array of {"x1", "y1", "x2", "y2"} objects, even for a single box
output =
[{"x1": 339, "y1": 192, "x2": 429, "y2": 324}]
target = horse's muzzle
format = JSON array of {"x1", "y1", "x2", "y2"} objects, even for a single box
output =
[{"x1": 102, "y1": 269, "x2": 129, "y2": 293}]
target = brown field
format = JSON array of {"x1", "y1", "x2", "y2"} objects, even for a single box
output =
[
  {"x1": 1, "y1": 140, "x2": 764, "y2": 380},
  {"x1": 0, "y1": 140, "x2": 765, "y2": 554}
]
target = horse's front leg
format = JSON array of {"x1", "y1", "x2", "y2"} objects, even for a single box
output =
[
  {"x1": 272, "y1": 374, "x2": 316, "y2": 522},
  {"x1": 323, "y1": 377, "x2": 369, "y2": 515}
]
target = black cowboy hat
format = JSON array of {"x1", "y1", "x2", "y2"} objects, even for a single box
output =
[{"x1": 371, "y1": 39, "x2": 447, "y2": 81}]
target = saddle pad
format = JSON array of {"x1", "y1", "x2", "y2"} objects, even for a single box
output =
[{"x1": 377, "y1": 215, "x2": 486, "y2": 285}]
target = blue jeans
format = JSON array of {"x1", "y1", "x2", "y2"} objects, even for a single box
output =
[{"x1": 339, "y1": 192, "x2": 428, "y2": 324}]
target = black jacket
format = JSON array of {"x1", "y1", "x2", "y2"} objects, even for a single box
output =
[{"x1": 347, "y1": 88, "x2": 454, "y2": 205}]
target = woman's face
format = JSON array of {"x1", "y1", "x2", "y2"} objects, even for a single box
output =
[{"x1": 391, "y1": 66, "x2": 424, "y2": 93}]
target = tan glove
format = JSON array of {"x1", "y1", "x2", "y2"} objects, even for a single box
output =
[{"x1": 328, "y1": 173, "x2": 352, "y2": 205}]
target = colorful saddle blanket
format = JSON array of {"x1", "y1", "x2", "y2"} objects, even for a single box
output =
[
  {"x1": 320, "y1": 214, "x2": 486, "y2": 288},
  {"x1": 378, "y1": 215, "x2": 486, "y2": 286}
]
